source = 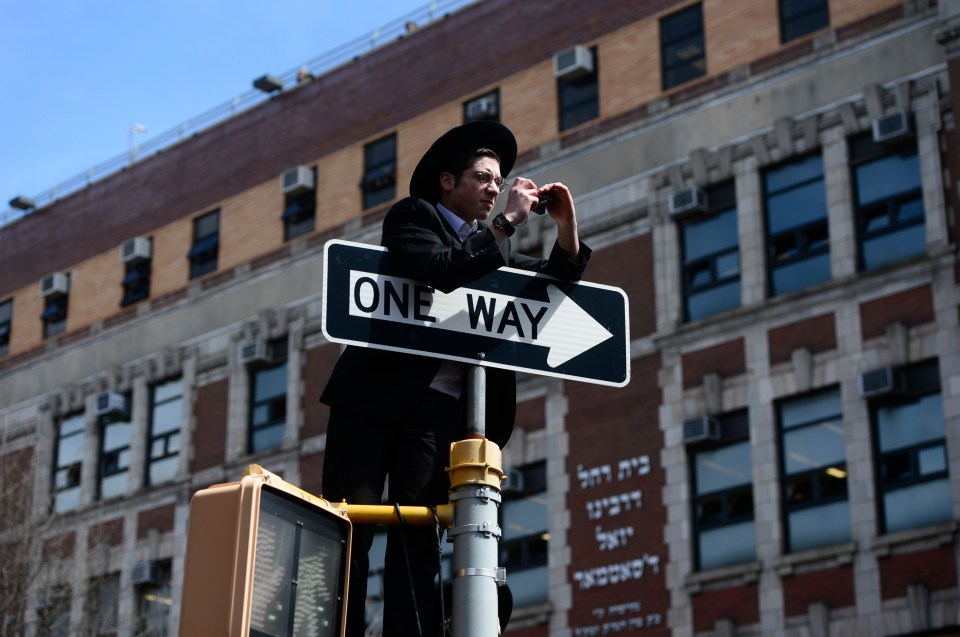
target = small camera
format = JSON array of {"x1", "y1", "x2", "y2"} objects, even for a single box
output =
[{"x1": 532, "y1": 192, "x2": 552, "y2": 215}]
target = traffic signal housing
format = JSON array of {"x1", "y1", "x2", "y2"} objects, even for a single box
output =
[{"x1": 179, "y1": 465, "x2": 351, "y2": 637}]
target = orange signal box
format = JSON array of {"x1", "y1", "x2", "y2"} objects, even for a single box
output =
[{"x1": 178, "y1": 465, "x2": 352, "y2": 637}]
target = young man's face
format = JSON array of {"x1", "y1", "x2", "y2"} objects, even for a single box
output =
[{"x1": 440, "y1": 156, "x2": 503, "y2": 225}]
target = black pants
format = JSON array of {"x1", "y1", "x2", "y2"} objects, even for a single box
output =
[{"x1": 322, "y1": 390, "x2": 465, "y2": 637}]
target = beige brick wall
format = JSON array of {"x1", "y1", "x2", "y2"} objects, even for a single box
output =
[
  {"x1": 705, "y1": 0, "x2": 781, "y2": 76},
  {"x1": 601, "y1": 18, "x2": 662, "y2": 117}
]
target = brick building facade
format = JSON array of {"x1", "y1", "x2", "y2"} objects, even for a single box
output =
[{"x1": 1, "y1": 0, "x2": 958, "y2": 635}]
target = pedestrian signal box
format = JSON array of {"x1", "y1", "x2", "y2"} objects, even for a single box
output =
[{"x1": 178, "y1": 465, "x2": 352, "y2": 637}]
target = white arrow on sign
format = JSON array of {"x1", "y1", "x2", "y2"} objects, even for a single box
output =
[{"x1": 348, "y1": 270, "x2": 613, "y2": 367}]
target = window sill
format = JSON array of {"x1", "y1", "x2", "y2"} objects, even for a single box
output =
[
  {"x1": 775, "y1": 541, "x2": 856, "y2": 577},
  {"x1": 871, "y1": 520, "x2": 958, "y2": 558},
  {"x1": 683, "y1": 560, "x2": 762, "y2": 593}
]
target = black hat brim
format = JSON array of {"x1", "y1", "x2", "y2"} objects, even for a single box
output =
[{"x1": 409, "y1": 121, "x2": 517, "y2": 202}]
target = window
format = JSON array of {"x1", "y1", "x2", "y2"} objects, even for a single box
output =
[
  {"x1": 135, "y1": 561, "x2": 172, "y2": 636},
  {"x1": 283, "y1": 168, "x2": 317, "y2": 241},
  {"x1": 53, "y1": 413, "x2": 85, "y2": 513},
  {"x1": 464, "y1": 89, "x2": 500, "y2": 123},
  {"x1": 779, "y1": 0, "x2": 829, "y2": 43},
  {"x1": 500, "y1": 461, "x2": 548, "y2": 607},
  {"x1": 120, "y1": 248, "x2": 151, "y2": 307},
  {"x1": 764, "y1": 153, "x2": 830, "y2": 295},
  {"x1": 872, "y1": 360, "x2": 951, "y2": 534},
  {"x1": 361, "y1": 134, "x2": 397, "y2": 209},
  {"x1": 557, "y1": 47, "x2": 599, "y2": 132},
  {"x1": 778, "y1": 387, "x2": 850, "y2": 552},
  {"x1": 691, "y1": 410, "x2": 755, "y2": 571},
  {"x1": 85, "y1": 573, "x2": 119, "y2": 636},
  {"x1": 661, "y1": 3, "x2": 706, "y2": 90},
  {"x1": 249, "y1": 339, "x2": 288, "y2": 454},
  {"x1": 35, "y1": 585, "x2": 71, "y2": 637},
  {"x1": 98, "y1": 394, "x2": 131, "y2": 500},
  {"x1": 147, "y1": 379, "x2": 182, "y2": 486},
  {"x1": 187, "y1": 209, "x2": 219, "y2": 279},
  {"x1": 680, "y1": 182, "x2": 740, "y2": 321},
  {"x1": 0, "y1": 299, "x2": 11, "y2": 356},
  {"x1": 849, "y1": 131, "x2": 925, "y2": 270},
  {"x1": 41, "y1": 288, "x2": 69, "y2": 339}
]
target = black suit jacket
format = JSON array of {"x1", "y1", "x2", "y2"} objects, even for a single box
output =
[{"x1": 320, "y1": 197, "x2": 590, "y2": 446}]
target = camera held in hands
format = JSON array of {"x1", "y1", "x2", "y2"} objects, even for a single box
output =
[{"x1": 532, "y1": 191, "x2": 553, "y2": 215}]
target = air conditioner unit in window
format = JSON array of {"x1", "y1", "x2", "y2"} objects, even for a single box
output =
[
  {"x1": 466, "y1": 94, "x2": 498, "y2": 121},
  {"x1": 871, "y1": 111, "x2": 913, "y2": 144},
  {"x1": 40, "y1": 272, "x2": 69, "y2": 298},
  {"x1": 668, "y1": 185, "x2": 708, "y2": 217},
  {"x1": 281, "y1": 166, "x2": 315, "y2": 196},
  {"x1": 131, "y1": 560, "x2": 164, "y2": 585},
  {"x1": 95, "y1": 391, "x2": 128, "y2": 420},
  {"x1": 554, "y1": 45, "x2": 593, "y2": 80},
  {"x1": 120, "y1": 236, "x2": 152, "y2": 263},
  {"x1": 502, "y1": 468, "x2": 525, "y2": 494},
  {"x1": 240, "y1": 340, "x2": 270, "y2": 366},
  {"x1": 682, "y1": 415, "x2": 720, "y2": 445},
  {"x1": 858, "y1": 366, "x2": 901, "y2": 398}
]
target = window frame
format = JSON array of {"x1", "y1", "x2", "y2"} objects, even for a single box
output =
[
  {"x1": 557, "y1": 47, "x2": 599, "y2": 132},
  {"x1": 0, "y1": 298, "x2": 11, "y2": 356},
  {"x1": 147, "y1": 378, "x2": 183, "y2": 487},
  {"x1": 776, "y1": 386, "x2": 850, "y2": 553},
  {"x1": 188, "y1": 209, "x2": 220, "y2": 280},
  {"x1": 41, "y1": 293, "x2": 69, "y2": 339},
  {"x1": 680, "y1": 181, "x2": 740, "y2": 321},
  {"x1": 762, "y1": 152, "x2": 830, "y2": 296},
  {"x1": 120, "y1": 245, "x2": 152, "y2": 307},
  {"x1": 361, "y1": 133, "x2": 397, "y2": 210},
  {"x1": 52, "y1": 413, "x2": 85, "y2": 513},
  {"x1": 779, "y1": 0, "x2": 830, "y2": 43},
  {"x1": 690, "y1": 410, "x2": 755, "y2": 571},
  {"x1": 660, "y1": 3, "x2": 706, "y2": 91},
  {"x1": 870, "y1": 360, "x2": 951, "y2": 535},
  {"x1": 97, "y1": 393, "x2": 132, "y2": 501},
  {"x1": 464, "y1": 89, "x2": 500, "y2": 124},
  {"x1": 248, "y1": 338, "x2": 289, "y2": 455},
  {"x1": 849, "y1": 130, "x2": 925, "y2": 271},
  {"x1": 282, "y1": 167, "x2": 317, "y2": 241}
]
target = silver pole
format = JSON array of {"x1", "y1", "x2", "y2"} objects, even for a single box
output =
[{"x1": 449, "y1": 364, "x2": 501, "y2": 636}]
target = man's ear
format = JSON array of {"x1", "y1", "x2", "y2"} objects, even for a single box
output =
[{"x1": 439, "y1": 171, "x2": 456, "y2": 196}]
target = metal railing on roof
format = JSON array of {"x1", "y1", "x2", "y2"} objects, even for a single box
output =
[{"x1": 1, "y1": 0, "x2": 475, "y2": 229}]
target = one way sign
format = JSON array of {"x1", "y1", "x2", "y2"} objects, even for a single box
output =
[{"x1": 322, "y1": 240, "x2": 630, "y2": 387}]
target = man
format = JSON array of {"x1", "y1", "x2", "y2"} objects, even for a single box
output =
[{"x1": 321, "y1": 121, "x2": 590, "y2": 636}]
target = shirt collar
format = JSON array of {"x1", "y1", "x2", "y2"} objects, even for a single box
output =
[{"x1": 437, "y1": 203, "x2": 477, "y2": 243}]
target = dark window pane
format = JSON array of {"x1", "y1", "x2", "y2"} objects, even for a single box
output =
[{"x1": 661, "y1": 4, "x2": 706, "y2": 90}]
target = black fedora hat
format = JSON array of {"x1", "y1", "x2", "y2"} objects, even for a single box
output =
[{"x1": 409, "y1": 121, "x2": 517, "y2": 202}]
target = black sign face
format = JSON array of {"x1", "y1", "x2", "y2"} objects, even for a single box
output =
[{"x1": 322, "y1": 240, "x2": 630, "y2": 387}]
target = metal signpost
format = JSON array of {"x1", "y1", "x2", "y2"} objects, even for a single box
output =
[{"x1": 321, "y1": 239, "x2": 631, "y2": 636}]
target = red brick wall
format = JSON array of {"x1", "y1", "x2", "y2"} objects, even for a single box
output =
[
  {"x1": 692, "y1": 583, "x2": 759, "y2": 633},
  {"x1": 515, "y1": 396, "x2": 546, "y2": 433},
  {"x1": 299, "y1": 451, "x2": 325, "y2": 499},
  {"x1": 859, "y1": 285, "x2": 934, "y2": 340},
  {"x1": 585, "y1": 234, "x2": 656, "y2": 340},
  {"x1": 0, "y1": 447, "x2": 34, "y2": 532},
  {"x1": 191, "y1": 378, "x2": 228, "y2": 472},
  {"x1": 88, "y1": 518, "x2": 124, "y2": 549},
  {"x1": 137, "y1": 503, "x2": 176, "y2": 540},
  {"x1": 302, "y1": 344, "x2": 341, "y2": 439},
  {"x1": 782, "y1": 566, "x2": 855, "y2": 617},
  {"x1": 767, "y1": 313, "x2": 837, "y2": 366},
  {"x1": 42, "y1": 532, "x2": 75, "y2": 560},
  {"x1": 565, "y1": 354, "x2": 669, "y2": 635},
  {"x1": 682, "y1": 338, "x2": 746, "y2": 389},
  {"x1": 879, "y1": 546, "x2": 958, "y2": 599}
]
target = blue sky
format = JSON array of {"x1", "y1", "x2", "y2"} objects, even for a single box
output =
[{"x1": 0, "y1": 0, "x2": 449, "y2": 209}]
